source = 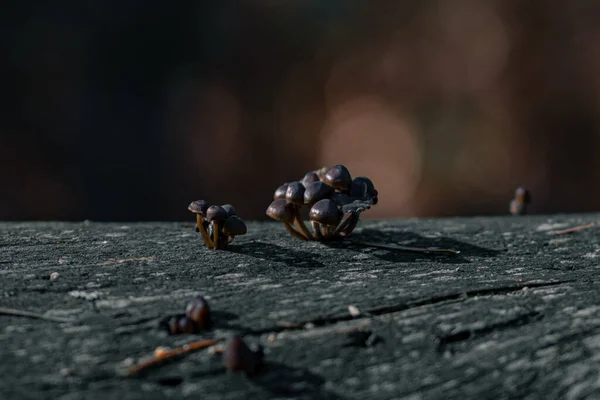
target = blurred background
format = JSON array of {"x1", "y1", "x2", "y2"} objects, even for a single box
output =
[{"x1": 2, "y1": 0, "x2": 600, "y2": 221}]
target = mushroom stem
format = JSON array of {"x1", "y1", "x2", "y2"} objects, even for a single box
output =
[
  {"x1": 212, "y1": 222, "x2": 220, "y2": 250},
  {"x1": 292, "y1": 208, "x2": 314, "y2": 240},
  {"x1": 284, "y1": 221, "x2": 308, "y2": 240},
  {"x1": 196, "y1": 215, "x2": 214, "y2": 249},
  {"x1": 311, "y1": 221, "x2": 323, "y2": 240}
]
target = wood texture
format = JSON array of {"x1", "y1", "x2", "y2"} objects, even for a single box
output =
[{"x1": 1, "y1": 215, "x2": 600, "y2": 399}]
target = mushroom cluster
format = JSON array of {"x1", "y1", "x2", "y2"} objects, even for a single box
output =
[
  {"x1": 266, "y1": 165, "x2": 378, "y2": 241},
  {"x1": 188, "y1": 201, "x2": 247, "y2": 249},
  {"x1": 167, "y1": 295, "x2": 212, "y2": 335}
]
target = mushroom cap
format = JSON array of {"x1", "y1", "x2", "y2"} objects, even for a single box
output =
[
  {"x1": 304, "y1": 181, "x2": 334, "y2": 206},
  {"x1": 178, "y1": 317, "x2": 197, "y2": 334},
  {"x1": 188, "y1": 200, "x2": 209, "y2": 214},
  {"x1": 185, "y1": 296, "x2": 212, "y2": 329},
  {"x1": 223, "y1": 336, "x2": 253, "y2": 373},
  {"x1": 300, "y1": 171, "x2": 320, "y2": 188},
  {"x1": 331, "y1": 191, "x2": 352, "y2": 207},
  {"x1": 206, "y1": 205, "x2": 228, "y2": 222},
  {"x1": 353, "y1": 176, "x2": 378, "y2": 203},
  {"x1": 266, "y1": 199, "x2": 295, "y2": 223},
  {"x1": 324, "y1": 164, "x2": 352, "y2": 192},
  {"x1": 285, "y1": 181, "x2": 305, "y2": 206},
  {"x1": 274, "y1": 183, "x2": 290, "y2": 200},
  {"x1": 349, "y1": 179, "x2": 368, "y2": 199},
  {"x1": 222, "y1": 215, "x2": 247, "y2": 236},
  {"x1": 221, "y1": 204, "x2": 237, "y2": 217},
  {"x1": 309, "y1": 199, "x2": 342, "y2": 227}
]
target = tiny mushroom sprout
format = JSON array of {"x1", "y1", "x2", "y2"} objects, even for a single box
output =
[
  {"x1": 188, "y1": 201, "x2": 248, "y2": 250},
  {"x1": 223, "y1": 336, "x2": 265, "y2": 376},
  {"x1": 266, "y1": 164, "x2": 378, "y2": 241},
  {"x1": 510, "y1": 186, "x2": 531, "y2": 216}
]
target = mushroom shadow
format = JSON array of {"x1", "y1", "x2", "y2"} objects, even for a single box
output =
[
  {"x1": 228, "y1": 241, "x2": 325, "y2": 268},
  {"x1": 325, "y1": 229, "x2": 502, "y2": 264},
  {"x1": 252, "y1": 362, "x2": 344, "y2": 399}
]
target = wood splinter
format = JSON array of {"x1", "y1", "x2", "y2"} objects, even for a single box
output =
[
  {"x1": 553, "y1": 223, "x2": 595, "y2": 235},
  {"x1": 127, "y1": 338, "x2": 222, "y2": 376}
]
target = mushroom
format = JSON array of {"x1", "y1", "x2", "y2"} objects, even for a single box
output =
[
  {"x1": 222, "y1": 215, "x2": 247, "y2": 243},
  {"x1": 274, "y1": 183, "x2": 290, "y2": 200},
  {"x1": 185, "y1": 296, "x2": 212, "y2": 330},
  {"x1": 352, "y1": 176, "x2": 378, "y2": 203},
  {"x1": 188, "y1": 200, "x2": 213, "y2": 248},
  {"x1": 300, "y1": 171, "x2": 320, "y2": 188},
  {"x1": 223, "y1": 336, "x2": 264, "y2": 376},
  {"x1": 309, "y1": 199, "x2": 342, "y2": 239},
  {"x1": 334, "y1": 209, "x2": 362, "y2": 237},
  {"x1": 304, "y1": 181, "x2": 334, "y2": 207},
  {"x1": 510, "y1": 186, "x2": 531, "y2": 215},
  {"x1": 286, "y1": 181, "x2": 314, "y2": 240},
  {"x1": 266, "y1": 199, "x2": 307, "y2": 240},
  {"x1": 221, "y1": 204, "x2": 237, "y2": 217},
  {"x1": 178, "y1": 317, "x2": 197, "y2": 334},
  {"x1": 324, "y1": 164, "x2": 352, "y2": 193},
  {"x1": 331, "y1": 191, "x2": 352, "y2": 207},
  {"x1": 206, "y1": 205, "x2": 228, "y2": 249}
]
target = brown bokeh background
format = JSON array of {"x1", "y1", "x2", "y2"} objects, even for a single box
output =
[{"x1": 2, "y1": 1, "x2": 600, "y2": 221}]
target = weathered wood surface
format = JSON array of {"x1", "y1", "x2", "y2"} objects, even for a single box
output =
[{"x1": 1, "y1": 215, "x2": 600, "y2": 400}]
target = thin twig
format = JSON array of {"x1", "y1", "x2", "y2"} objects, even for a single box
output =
[
  {"x1": 553, "y1": 223, "x2": 595, "y2": 235},
  {"x1": 127, "y1": 338, "x2": 222, "y2": 376},
  {"x1": 0, "y1": 307, "x2": 74, "y2": 323},
  {"x1": 351, "y1": 240, "x2": 460, "y2": 254}
]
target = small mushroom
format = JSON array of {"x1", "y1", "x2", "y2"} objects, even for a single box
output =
[
  {"x1": 274, "y1": 183, "x2": 290, "y2": 200},
  {"x1": 352, "y1": 176, "x2": 378, "y2": 203},
  {"x1": 309, "y1": 199, "x2": 342, "y2": 239},
  {"x1": 221, "y1": 204, "x2": 237, "y2": 217},
  {"x1": 185, "y1": 296, "x2": 212, "y2": 330},
  {"x1": 178, "y1": 317, "x2": 196, "y2": 334},
  {"x1": 300, "y1": 171, "x2": 320, "y2": 188},
  {"x1": 510, "y1": 186, "x2": 531, "y2": 215},
  {"x1": 206, "y1": 205, "x2": 228, "y2": 249},
  {"x1": 188, "y1": 200, "x2": 213, "y2": 248},
  {"x1": 304, "y1": 181, "x2": 334, "y2": 207},
  {"x1": 286, "y1": 182, "x2": 314, "y2": 240},
  {"x1": 266, "y1": 199, "x2": 306, "y2": 240},
  {"x1": 222, "y1": 215, "x2": 248, "y2": 243},
  {"x1": 324, "y1": 164, "x2": 352, "y2": 192},
  {"x1": 167, "y1": 317, "x2": 181, "y2": 335},
  {"x1": 334, "y1": 210, "x2": 362, "y2": 237},
  {"x1": 223, "y1": 336, "x2": 264, "y2": 376},
  {"x1": 331, "y1": 191, "x2": 352, "y2": 207}
]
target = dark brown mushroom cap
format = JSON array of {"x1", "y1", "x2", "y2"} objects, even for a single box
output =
[
  {"x1": 353, "y1": 176, "x2": 378, "y2": 202},
  {"x1": 285, "y1": 181, "x2": 305, "y2": 206},
  {"x1": 221, "y1": 204, "x2": 237, "y2": 217},
  {"x1": 222, "y1": 215, "x2": 247, "y2": 236},
  {"x1": 300, "y1": 171, "x2": 320, "y2": 188},
  {"x1": 185, "y1": 296, "x2": 212, "y2": 329},
  {"x1": 223, "y1": 336, "x2": 263, "y2": 375},
  {"x1": 331, "y1": 191, "x2": 352, "y2": 207},
  {"x1": 266, "y1": 199, "x2": 295, "y2": 223},
  {"x1": 309, "y1": 199, "x2": 342, "y2": 226},
  {"x1": 274, "y1": 183, "x2": 290, "y2": 200},
  {"x1": 188, "y1": 200, "x2": 209, "y2": 215},
  {"x1": 206, "y1": 205, "x2": 228, "y2": 222},
  {"x1": 304, "y1": 181, "x2": 334, "y2": 206},
  {"x1": 349, "y1": 179, "x2": 368, "y2": 199},
  {"x1": 178, "y1": 317, "x2": 197, "y2": 334},
  {"x1": 324, "y1": 164, "x2": 352, "y2": 192}
]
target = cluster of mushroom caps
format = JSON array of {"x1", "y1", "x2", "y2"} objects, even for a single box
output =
[
  {"x1": 188, "y1": 201, "x2": 247, "y2": 249},
  {"x1": 166, "y1": 295, "x2": 212, "y2": 335},
  {"x1": 266, "y1": 165, "x2": 378, "y2": 241}
]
